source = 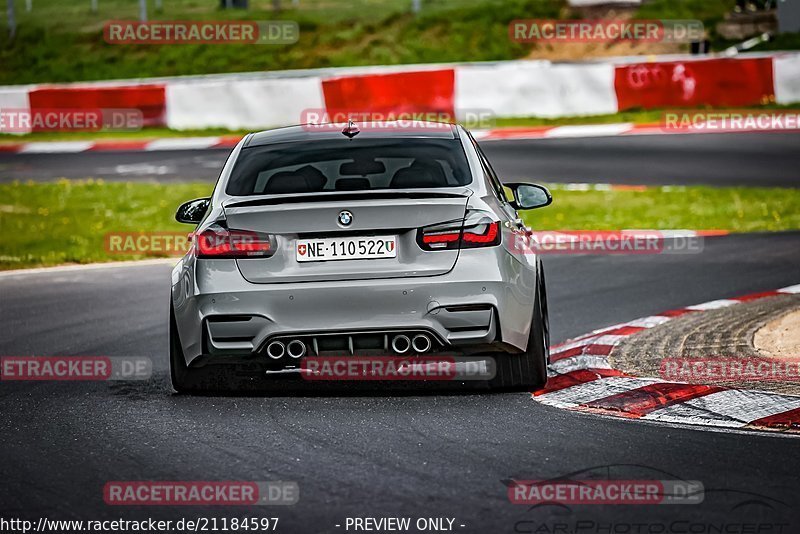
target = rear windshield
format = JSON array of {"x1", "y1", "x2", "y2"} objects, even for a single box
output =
[{"x1": 226, "y1": 138, "x2": 472, "y2": 196}]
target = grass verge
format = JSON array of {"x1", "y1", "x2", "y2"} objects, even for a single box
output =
[
  {"x1": 1, "y1": 180, "x2": 799, "y2": 270},
  {"x1": 3, "y1": 0, "x2": 796, "y2": 85},
  {"x1": 522, "y1": 185, "x2": 800, "y2": 232},
  {"x1": 0, "y1": 180, "x2": 211, "y2": 270},
  {"x1": 0, "y1": 0, "x2": 555, "y2": 85}
]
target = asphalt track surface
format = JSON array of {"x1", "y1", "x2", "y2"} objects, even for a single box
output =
[
  {"x1": 1, "y1": 131, "x2": 799, "y2": 186},
  {"x1": 2, "y1": 134, "x2": 800, "y2": 532}
]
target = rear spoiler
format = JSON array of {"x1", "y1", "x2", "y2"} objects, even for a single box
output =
[{"x1": 223, "y1": 188, "x2": 472, "y2": 209}]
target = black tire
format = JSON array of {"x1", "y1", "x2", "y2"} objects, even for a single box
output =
[
  {"x1": 170, "y1": 302, "x2": 201, "y2": 393},
  {"x1": 539, "y1": 263, "x2": 551, "y2": 363},
  {"x1": 170, "y1": 303, "x2": 268, "y2": 394},
  {"x1": 490, "y1": 261, "x2": 549, "y2": 391}
]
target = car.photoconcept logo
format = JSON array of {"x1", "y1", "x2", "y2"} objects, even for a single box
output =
[{"x1": 338, "y1": 210, "x2": 353, "y2": 226}]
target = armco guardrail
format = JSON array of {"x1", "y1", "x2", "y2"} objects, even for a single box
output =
[{"x1": 1, "y1": 53, "x2": 799, "y2": 132}]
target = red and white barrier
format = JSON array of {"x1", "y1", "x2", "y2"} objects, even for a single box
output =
[
  {"x1": 29, "y1": 84, "x2": 166, "y2": 128},
  {"x1": 165, "y1": 76, "x2": 325, "y2": 130},
  {"x1": 774, "y1": 52, "x2": 800, "y2": 105},
  {"x1": 0, "y1": 86, "x2": 33, "y2": 134},
  {"x1": 322, "y1": 69, "x2": 455, "y2": 121},
  {"x1": 614, "y1": 57, "x2": 774, "y2": 110},
  {"x1": 455, "y1": 61, "x2": 617, "y2": 118},
  {"x1": 1, "y1": 53, "x2": 799, "y2": 133}
]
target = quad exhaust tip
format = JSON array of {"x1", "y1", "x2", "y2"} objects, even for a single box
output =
[
  {"x1": 266, "y1": 341, "x2": 285, "y2": 359},
  {"x1": 286, "y1": 339, "x2": 307, "y2": 359},
  {"x1": 272, "y1": 335, "x2": 428, "y2": 357},
  {"x1": 391, "y1": 335, "x2": 411, "y2": 354},
  {"x1": 411, "y1": 334, "x2": 432, "y2": 354}
]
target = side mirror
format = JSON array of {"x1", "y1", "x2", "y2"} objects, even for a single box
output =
[
  {"x1": 175, "y1": 198, "x2": 210, "y2": 224},
  {"x1": 506, "y1": 183, "x2": 552, "y2": 210}
]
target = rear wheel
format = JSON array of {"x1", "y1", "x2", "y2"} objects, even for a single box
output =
[
  {"x1": 170, "y1": 303, "x2": 202, "y2": 393},
  {"x1": 490, "y1": 262, "x2": 549, "y2": 391},
  {"x1": 539, "y1": 264, "x2": 551, "y2": 362},
  {"x1": 170, "y1": 303, "x2": 272, "y2": 394}
]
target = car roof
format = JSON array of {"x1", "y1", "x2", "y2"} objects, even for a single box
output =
[{"x1": 245, "y1": 121, "x2": 459, "y2": 147}]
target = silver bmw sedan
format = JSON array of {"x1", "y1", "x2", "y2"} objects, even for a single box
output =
[{"x1": 170, "y1": 121, "x2": 552, "y2": 393}]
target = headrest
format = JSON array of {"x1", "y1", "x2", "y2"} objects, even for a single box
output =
[
  {"x1": 339, "y1": 159, "x2": 386, "y2": 176},
  {"x1": 264, "y1": 165, "x2": 327, "y2": 194},
  {"x1": 390, "y1": 161, "x2": 447, "y2": 188},
  {"x1": 335, "y1": 178, "x2": 371, "y2": 191},
  {"x1": 263, "y1": 171, "x2": 303, "y2": 193}
]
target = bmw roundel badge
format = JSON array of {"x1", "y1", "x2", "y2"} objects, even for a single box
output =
[{"x1": 338, "y1": 210, "x2": 353, "y2": 226}]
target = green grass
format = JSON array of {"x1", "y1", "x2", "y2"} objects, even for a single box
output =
[
  {"x1": 635, "y1": 0, "x2": 800, "y2": 53},
  {"x1": 1, "y1": 180, "x2": 799, "y2": 270},
  {"x1": 0, "y1": 179, "x2": 211, "y2": 269},
  {"x1": 523, "y1": 184, "x2": 800, "y2": 232},
  {"x1": 0, "y1": 0, "x2": 556, "y2": 84},
  {"x1": 634, "y1": 0, "x2": 741, "y2": 51},
  {"x1": 7, "y1": 0, "x2": 796, "y2": 85},
  {"x1": 494, "y1": 102, "x2": 800, "y2": 128}
]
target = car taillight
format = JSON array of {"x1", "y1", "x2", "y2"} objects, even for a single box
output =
[
  {"x1": 194, "y1": 225, "x2": 275, "y2": 258},
  {"x1": 418, "y1": 212, "x2": 501, "y2": 251}
]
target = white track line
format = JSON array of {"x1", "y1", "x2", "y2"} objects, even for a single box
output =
[
  {"x1": 544, "y1": 123, "x2": 634, "y2": 138},
  {"x1": 0, "y1": 258, "x2": 176, "y2": 279},
  {"x1": 145, "y1": 137, "x2": 221, "y2": 151},
  {"x1": 19, "y1": 141, "x2": 94, "y2": 153}
]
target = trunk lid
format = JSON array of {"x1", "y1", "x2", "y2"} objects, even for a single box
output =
[{"x1": 222, "y1": 190, "x2": 471, "y2": 284}]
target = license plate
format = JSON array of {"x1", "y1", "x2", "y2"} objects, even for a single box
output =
[{"x1": 296, "y1": 236, "x2": 397, "y2": 262}]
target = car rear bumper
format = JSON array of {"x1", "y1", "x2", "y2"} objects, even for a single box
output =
[{"x1": 171, "y1": 248, "x2": 537, "y2": 366}]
